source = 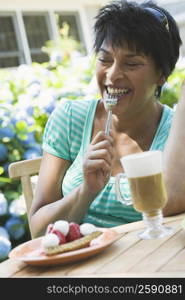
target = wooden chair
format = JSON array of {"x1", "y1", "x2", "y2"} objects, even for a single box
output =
[{"x1": 8, "y1": 157, "x2": 42, "y2": 220}]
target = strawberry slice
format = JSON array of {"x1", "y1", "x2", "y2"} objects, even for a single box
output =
[
  {"x1": 66, "y1": 223, "x2": 82, "y2": 242},
  {"x1": 52, "y1": 229, "x2": 66, "y2": 245}
]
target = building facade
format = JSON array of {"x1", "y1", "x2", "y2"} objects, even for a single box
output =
[{"x1": 0, "y1": 0, "x2": 184, "y2": 68}]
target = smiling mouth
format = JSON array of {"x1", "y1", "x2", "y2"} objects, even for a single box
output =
[{"x1": 106, "y1": 86, "x2": 131, "y2": 98}]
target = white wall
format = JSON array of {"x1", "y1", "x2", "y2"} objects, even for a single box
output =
[
  {"x1": 0, "y1": 0, "x2": 185, "y2": 57},
  {"x1": 0, "y1": 0, "x2": 107, "y2": 10}
]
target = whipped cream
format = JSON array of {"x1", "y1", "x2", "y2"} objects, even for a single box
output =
[
  {"x1": 80, "y1": 223, "x2": 97, "y2": 236},
  {"x1": 53, "y1": 220, "x2": 69, "y2": 236},
  {"x1": 42, "y1": 233, "x2": 60, "y2": 248}
]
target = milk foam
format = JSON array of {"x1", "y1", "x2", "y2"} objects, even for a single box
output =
[{"x1": 120, "y1": 151, "x2": 162, "y2": 178}]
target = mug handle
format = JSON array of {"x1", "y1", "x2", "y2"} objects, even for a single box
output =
[{"x1": 115, "y1": 173, "x2": 132, "y2": 206}]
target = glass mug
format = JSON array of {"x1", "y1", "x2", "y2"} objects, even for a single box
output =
[{"x1": 115, "y1": 150, "x2": 173, "y2": 239}]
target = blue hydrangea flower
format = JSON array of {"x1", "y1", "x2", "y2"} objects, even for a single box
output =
[
  {"x1": 19, "y1": 132, "x2": 36, "y2": 146},
  {"x1": 23, "y1": 145, "x2": 42, "y2": 160},
  {"x1": 44, "y1": 101, "x2": 56, "y2": 114},
  {"x1": 27, "y1": 81, "x2": 41, "y2": 98},
  {"x1": 26, "y1": 106, "x2": 34, "y2": 116},
  {"x1": 0, "y1": 226, "x2": 10, "y2": 239},
  {"x1": 9, "y1": 197, "x2": 26, "y2": 217},
  {"x1": 2, "y1": 162, "x2": 10, "y2": 173},
  {"x1": 10, "y1": 109, "x2": 34, "y2": 126},
  {"x1": 0, "y1": 144, "x2": 8, "y2": 162},
  {"x1": 5, "y1": 217, "x2": 25, "y2": 240},
  {"x1": 0, "y1": 193, "x2": 8, "y2": 216},
  {"x1": 0, "y1": 127, "x2": 15, "y2": 138},
  {"x1": 0, "y1": 237, "x2": 11, "y2": 260},
  {"x1": 50, "y1": 51, "x2": 63, "y2": 65}
]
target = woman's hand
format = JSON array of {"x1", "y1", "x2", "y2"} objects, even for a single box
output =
[{"x1": 82, "y1": 131, "x2": 115, "y2": 195}]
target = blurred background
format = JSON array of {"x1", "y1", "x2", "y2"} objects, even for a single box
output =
[{"x1": 0, "y1": 0, "x2": 185, "y2": 262}]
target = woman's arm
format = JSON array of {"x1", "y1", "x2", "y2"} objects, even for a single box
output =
[
  {"x1": 29, "y1": 152, "x2": 96, "y2": 238},
  {"x1": 163, "y1": 80, "x2": 185, "y2": 216},
  {"x1": 29, "y1": 131, "x2": 114, "y2": 238}
]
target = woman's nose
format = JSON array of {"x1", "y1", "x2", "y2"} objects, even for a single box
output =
[{"x1": 106, "y1": 62, "x2": 125, "y2": 83}]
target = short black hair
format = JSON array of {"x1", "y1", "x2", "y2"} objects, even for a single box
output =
[{"x1": 94, "y1": 0, "x2": 182, "y2": 79}]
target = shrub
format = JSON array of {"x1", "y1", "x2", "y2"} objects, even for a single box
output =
[
  {"x1": 0, "y1": 41, "x2": 98, "y2": 261},
  {"x1": 160, "y1": 67, "x2": 185, "y2": 108}
]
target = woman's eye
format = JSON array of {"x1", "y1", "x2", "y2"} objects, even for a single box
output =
[
  {"x1": 125, "y1": 62, "x2": 143, "y2": 68},
  {"x1": 126, "y1": 62, "x2": 138, "y2": 66},
  {"x1": 98, "y1": 58, "x2": 112, "y2": 64}
]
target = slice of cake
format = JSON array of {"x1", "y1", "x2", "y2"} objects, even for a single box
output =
[{"x1": 42, "y1": 220, "x2": 102, "y2": 256}]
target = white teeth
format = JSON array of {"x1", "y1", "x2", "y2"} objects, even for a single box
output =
[{"x1": 107, "y1": 87, "x2": 129, "y2": 95}]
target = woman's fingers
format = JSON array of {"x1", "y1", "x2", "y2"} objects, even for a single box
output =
[
  {"x1": 83, "y1": 130, "x2": 115, "y2": 179},
  {"x1": 91, "y1": 131, "x2": 114, "y2": 146},
  {"x1": 90, "y1": 131, "x2": 114, "y2": 159},
  {"x1": 91, "y1": 140, "x2": 114, "y2": 156},
  {"x1": 87, "y1": 148, "x2": 112, "y2": 165},
  {"x1": 84, "y1": 159, "x2": 111, "y2": 174}
]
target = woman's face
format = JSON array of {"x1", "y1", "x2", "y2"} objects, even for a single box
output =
[{"x1": 96, "y1": 42, "x2": 162, "y2": 117}]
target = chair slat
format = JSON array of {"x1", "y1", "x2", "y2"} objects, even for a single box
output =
[
  {"x1": 8, "y1": 157, "x2": 42, "y2": 239},
  {"x1": 8, "y1": 157, "x2": 41, "y2": 179},
  {"x1": 21, "y1": 176, "x2": 34, "y2": 214}
]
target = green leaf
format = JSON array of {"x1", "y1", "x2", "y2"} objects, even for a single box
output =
[
  {"x1": 4, "y1": 190, "x2": 20, "y2": 201},
  {"x1": 15, "y1": 120, "x2": 27, "y2": 131},
  {"x1": 0, "y1": 167, "x2": 4, "y2": 175},
  {"x1": 0, "y1": 176, "x2": 11, "y2": 183},
  {"x1": 17, "y1": 133, "x2": 28, "y2": 140}
]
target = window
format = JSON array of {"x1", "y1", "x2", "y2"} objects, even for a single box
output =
[
  {"x1": 0, "y1": 10, "x2": 85, "y2": 68},
  {"x1": 56, "y1": 12, "x2": 85, "y2": 52},
  {"x1": 23, "y1": 14, "x2": 50, "y2": 63},
  {"x1": 0, "y1": 15, "x2": 23, "y2": 68},
  {"x1": 57, "y1": 13, "x2": 80, "y2": 41}
]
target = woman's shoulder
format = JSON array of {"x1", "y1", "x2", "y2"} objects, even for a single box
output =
[
  {"x1": 156, "y1": 104, "x2": 174, "y2": 133},
  {"x1": 150, "y1": 104, "x2": 174, "y2": 150},
  {"x1": 53, "y1": 99, "x2": 98, "y2": 119}
]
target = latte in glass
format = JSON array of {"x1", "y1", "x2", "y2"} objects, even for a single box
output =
[{"x1": 128, "y1": 172, "x2": 167, "y2": 216}]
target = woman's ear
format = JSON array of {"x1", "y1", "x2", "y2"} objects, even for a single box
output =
[{"x1": 158, "y1": 75, "x2": 166, "y2": 86}]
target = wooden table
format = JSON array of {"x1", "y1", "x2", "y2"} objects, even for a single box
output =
[{"x1": 1, "y1": 213, "x2": 185, "y2": 278}]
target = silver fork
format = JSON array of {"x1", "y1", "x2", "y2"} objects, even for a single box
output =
[{"x1": 104, "y1": 95, "x2": 118, "y2": 135}]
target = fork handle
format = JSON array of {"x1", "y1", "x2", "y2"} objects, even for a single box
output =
[{"x1": 105, "y1": 109, "x2": 112, "y2": 135}]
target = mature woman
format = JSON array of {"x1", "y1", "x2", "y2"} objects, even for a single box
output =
[{"x1": 29, "y1": 0, "x2": 183, "y2": 237}]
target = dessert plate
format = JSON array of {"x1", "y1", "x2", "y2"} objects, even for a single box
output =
[{"x1": 9, "y1": 229, "x2": 123, "y2": 266}]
